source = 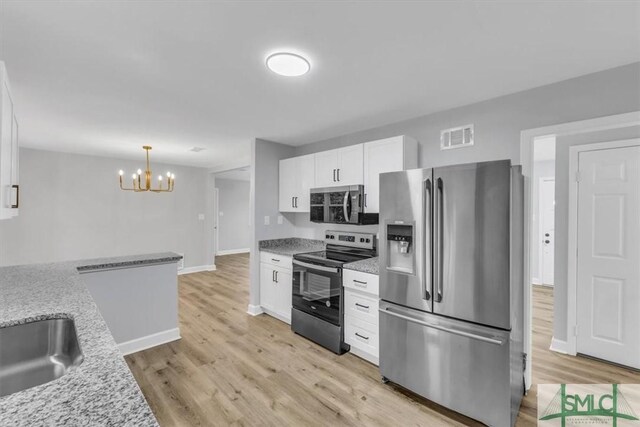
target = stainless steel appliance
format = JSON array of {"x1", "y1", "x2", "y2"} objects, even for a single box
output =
[
  {"x1": 292, "y1": 231, "x2": 376, "y2": 354},
  {"x1": 310, "y1": 185, "x2": 378, "y2": 225},
  {"x1": 379, "y1": 160, "x2": 524, "y2": 427}
]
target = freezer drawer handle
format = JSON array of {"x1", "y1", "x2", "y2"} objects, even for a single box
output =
[
  {"x1": 355, "y1": 332, "x2": 369, "y2": 341},
  {"x1": 380, "y1": 307, "x2": 505, "y2": 346}
]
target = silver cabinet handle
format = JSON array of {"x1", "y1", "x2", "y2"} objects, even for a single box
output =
[
  {"x1": 275, "y1": 270, "x2": 278, "y2": 283},
  {"x1": 333, "y1": 169, "x2": 336, "y2": 182},
  {"x1": 380, "y1": 307, "x2": 505, "y2": 345},
  {"x1": 293, "y1": 259, "x2": 340, "y2": 274},
  {"x1": 11, "y1": 185, "x2": 19, "y2": 209},
  {"x1": 364, "y1": 193, "x2": 367, "y2": 208},
  {"x1": 337, "y1": 168, "x2": 340, "y2": 181},
  {"x1": 355, "y1": 332, "x2": 369, "y2": 340},
  {"x1": 435, "y1": 177, "x2": 444, "y2": 303},
  {"x1": 353, "y1": 279, "x2": 367, "y2": 286},
  {"x1": 423, "y1": 178, "x2": 432, "y2": 301},
  {"x1": 292, "y1": 196, "x2": 295, "y2": 208},
  {"x1": 355, "y1": 303, "x2": 369, "y2": 309},
  {"x1": 271, "y1": 258, "x2": 280, "y2": 262},
  {"x1": 272, "y1": 270, "x2": 276, "y2": 282},
  {"x1": 294, "y1": 197, "x2": 298, "y2": 208}
]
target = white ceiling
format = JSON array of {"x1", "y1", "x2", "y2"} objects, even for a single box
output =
[{"x1": 1, "y1": 1, "x2": 639, "y2": 168}]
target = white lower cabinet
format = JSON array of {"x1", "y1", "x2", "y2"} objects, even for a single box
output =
[
  {"x1": 259, "y1": 252, "x2": 292, "y2": 324},
  {"x1": 343, "y1": 269, "x2": 379, "y2": 365}
]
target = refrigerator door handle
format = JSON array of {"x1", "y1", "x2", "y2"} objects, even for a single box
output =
[
  {"x1": 380, "y1": 306, "x2": 506, "y2": 346},
  {"x1": 435, "y1": 177, "x2": 444, "y2": 303},
  {"x1": 423, "y1": 178, "x2": 432, "y2": 301}
]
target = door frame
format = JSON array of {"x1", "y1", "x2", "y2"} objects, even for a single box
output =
[
  {"x1": 538, "y1": 177, "x2": 555, "y2": 286},
  {"x1": 568, "y1": 138, "x2": 640, "y2": 356},
  {"x1": 520, "y1": 111, "x2": 640, "y2": 390}
]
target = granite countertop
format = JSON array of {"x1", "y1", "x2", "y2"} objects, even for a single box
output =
[
  {"x1": 344, "y1": 257, "x2": 379, "y2": 275},
  {"x1": 0, "y1": 252, "x2": 181, "y2": 426},
  {"x1": 259, "y1": 237, "x2": 325, "y2": 256}
]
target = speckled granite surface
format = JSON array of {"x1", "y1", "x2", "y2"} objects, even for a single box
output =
[
  {"x1": 259, "y1": 237, "x2": 325, "y2": 256},
  {"x1": 344, "y1": 257, "x2": 379, "y2": 275},
  {"x1": 0, "y1": 252, "x2": 181, "y2": 426}
]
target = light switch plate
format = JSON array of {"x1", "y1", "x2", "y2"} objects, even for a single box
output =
[
  {"x1": 277, "y1": 215, "x2": 283, "y2": 225},
  {"x1": 264, "y1": 216, "x2": 270, "y2": 225},
  {"x1": 198, "y1": 213, "x2": 205, "y2": 221}
]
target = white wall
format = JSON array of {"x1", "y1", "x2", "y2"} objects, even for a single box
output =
[
  {"x1": 554, "y1": 125, "x2": 640, "y2": 342},
  {"x1": 531, "y1": 159, "x2": 556, "y2": 284},
  {"x1": 295, "y1": 63, "x2": 640, "y2": 168},
  {"x1": 249, "y1": 138, "x2": 296, "y2": 309},
  {"x1": 290, "y1": 213, "x2": 378, "y2": 241},
  {"x1": 215, "y1": 178, "x2": 250, "y2": 253},
  {"x1": 0, "y1": 148, "x2": 210, "y2": 268}
]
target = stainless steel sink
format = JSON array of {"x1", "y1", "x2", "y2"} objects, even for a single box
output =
[{"x1": 0, "y1": 318, "x2": 84, "y2": 397}]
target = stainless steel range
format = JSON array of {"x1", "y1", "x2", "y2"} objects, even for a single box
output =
[{"x1": 291, "y1": 231, "x2": 376, "y2": 354}]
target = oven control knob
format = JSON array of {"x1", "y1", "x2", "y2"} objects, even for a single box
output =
[
  {"x1": 325, "y1": 234, "x2": 330, "y2": 239},
  {"x1": 360, "y1": 238, "x2": 365, "y2": 242},
  {"x1": 331, "y1": 236, "x2": 335, "y2": 239},
  {"x1": 366, "y1": 238, "x2": 370, "y2": 243}
]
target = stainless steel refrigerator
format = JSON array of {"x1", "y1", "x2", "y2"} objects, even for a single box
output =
[{"x1": 379, "y1": 160, "x2": 524, "y2": 427}]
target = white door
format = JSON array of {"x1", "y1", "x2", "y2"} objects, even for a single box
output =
[
  {"x1": 576, "y1": 145, "x2": 640, "y2": 368},
  {"x1": 314, "y1": 149, "x2": 338, "y2": 187},
  {"x1": 296, "y1": 154, "x2": 315, "y2": 212},
  {"x1": 540, "y1": 178, "x2": 555, "y2": 285},
  {"x1": 336, "y1": 144, "x2": 364, "y2": 186},
  {"x1": 364, "y1": 137, "x2": 404, "y2": 213},
  {"x1": 279, "y1": 157, "x2": 297, "y2": 212}
]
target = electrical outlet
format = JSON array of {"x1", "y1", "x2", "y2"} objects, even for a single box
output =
[
  {"x1": 198, "y1": 213, "x2": 205, "y2": 221},
  {"x1": 264, "y1": 215, "x2": 270, "y2": 225},
  {"x1": 277, "y1": 215, "x2": 283, "y2": 225}
]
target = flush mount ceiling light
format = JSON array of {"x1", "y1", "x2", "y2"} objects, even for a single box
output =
[
  {"x1": 266, "y1": 52, "x2": 310, "y2": 77},
  {"x1": 118, "y1": 146, "x2": 175, "y2": 193}
]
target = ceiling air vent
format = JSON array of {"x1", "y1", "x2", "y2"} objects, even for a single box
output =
[{"x1": 441, "y1": 124, "x2": 474, "y2": 150}]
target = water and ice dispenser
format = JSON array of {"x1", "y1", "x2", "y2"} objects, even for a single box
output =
[{"x1": 386, "y1": 223, "x2": 415, "y2": 274}]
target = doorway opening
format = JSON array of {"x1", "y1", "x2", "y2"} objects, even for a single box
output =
[{"x1": 213, "y1": 167, "x2": 251, "y2": 258}]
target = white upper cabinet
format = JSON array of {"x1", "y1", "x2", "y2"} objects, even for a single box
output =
[
  {"x1": 363, "y1": 136, "x2": 418, "y2": 213},
  {"x1": 314, "y1": 144, "x2": 364, "y2": 187},
  {"x1": 0, "y1": 62, "x2": 19, "y2": 220},
  {"x1": 279, "y1": 154, "x2": 315, "y2": 212}
]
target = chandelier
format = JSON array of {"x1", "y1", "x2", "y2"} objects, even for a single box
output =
[{"x1": 118, "y1": 146, "x2": 175, "y2": 192}]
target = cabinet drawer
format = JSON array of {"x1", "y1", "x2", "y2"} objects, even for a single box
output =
[
  {"x1": 344, "y1": 290, "x2": 379, "y2": 326},
  {"x1": 260, "y1": 251, "x2": 292, "y2": 270},
  {"x1": 345, "y1": 316, "x2": 379, "y2": 357},
  {"x1": 343, "y1": 269, "x2": 379, "y2": 296}
]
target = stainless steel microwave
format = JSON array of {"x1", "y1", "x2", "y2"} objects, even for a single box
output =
[{"x1": 309, "y1": 185, "x2": 378, "y2": 225}]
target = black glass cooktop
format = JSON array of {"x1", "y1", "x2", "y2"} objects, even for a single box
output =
[{"x1": 294, "y1": 250, "x2": 371, "y2": 265}]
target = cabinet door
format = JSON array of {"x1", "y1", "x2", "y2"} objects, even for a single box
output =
[
  {"x1": 296, "y1": 154, "x2": 315, "y2": 212},
  {"x1": 336, "y1": 144, "x2": 364, "y2": 186},
  {"x1": 259, "y1": 263, "x2": 276, "y2": 311},
  {"x1": 0, "y1": 80, "x2": 13, "y2": 220},
  {"x1": 279, "y1": 157, "x2": 297, "y2": 212},
  {"x1": 363, "y1": 137, "x2": 404, "y2": 213},
  {"x1": 9, "y1": 113, "x2": 18, "y2": 216},
  {"x1": 273, "y1": 266, "x2": 292, "y2": 322},
  {"x1": 314, "y1": 149, "x2": 338, "y2": 187}
]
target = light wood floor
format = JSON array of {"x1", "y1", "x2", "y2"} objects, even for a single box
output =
[{"x1": 126, "y1": 254, "x2": 640, "y2": 426}]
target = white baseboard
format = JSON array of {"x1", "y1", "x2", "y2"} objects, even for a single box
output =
[
  {"x1": 118, "y1": 328, "x2": 181, "y2": 355},
  {"x1": 178, "y1": 264, "x2": 216, "y2": 275},
  {"x1": 348, "y1": 346, "x2": 379, "y2": 366},
  {"x1": 550, "y1": 337, "x2": 570, "y2": 354},
  {"x1": 261, "y1": 307, "x2": 291, "y2": 325},
  {"x1": 247, "y1": 304, "x2": 264, "y2": 316},
  {"x1": 216, "y1": 248, "x2": 250, "y2": 256}
]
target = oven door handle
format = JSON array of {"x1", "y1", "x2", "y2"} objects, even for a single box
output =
[{"x1": 293, "y1": 259, "x2": 340, "y2": 274}]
